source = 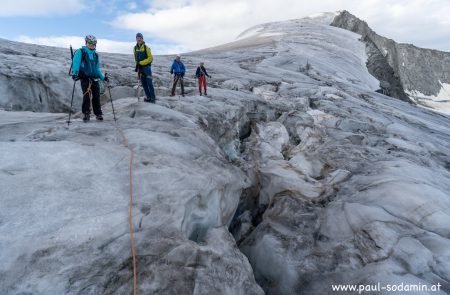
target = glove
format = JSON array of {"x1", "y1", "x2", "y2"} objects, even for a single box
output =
[
  {"x1": 103, "y1": 72, "x2": 110, "y2": 82},
  {"x1": 181, "y1": 73, "x2": 185, "y2": 77},
  {"x1": 170, "y1": 71, "x2": 173, "y2": 75},
  {"x1": 72, "y1": 75, "x2": 79, "y2": 81}
]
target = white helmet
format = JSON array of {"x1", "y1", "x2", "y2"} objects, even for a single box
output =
[{"x1": 85, "y1": 35, "x2": 97, "y2": 45}]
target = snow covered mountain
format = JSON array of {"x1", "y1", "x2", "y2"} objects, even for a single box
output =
[
  {"x1": 1, "y1": 12, "x2": 449, "y2": 295},
  {"x1": 333, "y1": 10, "x2": 450, "y2": 115}
]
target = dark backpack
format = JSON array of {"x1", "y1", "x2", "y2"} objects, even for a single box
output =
[{"x1": 134, "y1": 44, "x2": 148, "y2": 62}]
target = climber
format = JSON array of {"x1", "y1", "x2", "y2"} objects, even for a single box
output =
[
  {"x1": 195, "y1": 62, "x2": 211, "y2": 96},
  {"x1": 170, "y1": 55, "x2": 186, "y2": 97},
  {"x1": 134, "y1": 33, "x2": 156, "y2": 103},
  {"x1": 71, "y1": 35, "x2": 108, "y2": 122}
]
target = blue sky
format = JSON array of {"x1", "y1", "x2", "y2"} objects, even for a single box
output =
[
  {"x1": 1, "y1": 0, "x2": 450, "y2": 54},
  {"x1": 0, "y1": 0, "x2": 190, "y2": 54},
  {"x1": 0, "y1": 1, "x2": 121, "y2": 39}
]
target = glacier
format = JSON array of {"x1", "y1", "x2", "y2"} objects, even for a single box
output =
[{"x1": 0, "y1": 11, "x2": 449, "y2": 295}]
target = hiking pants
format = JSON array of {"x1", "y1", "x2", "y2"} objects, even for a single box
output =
[
  {"x1": 141, "y1": 74, "x2": 156, "y2": 101},
  {"x1": 81, "y1": 78, "x2": 102, "y2": 116},
  {"x1": 140, "y1": 67, "x2": 156, "y2": 101},
  {"x1": 171, "y1": 75, "x2": 185, "y2": 95},
  {"x1": 198, "y1": 76, "x2": 207, "y2": 94}
]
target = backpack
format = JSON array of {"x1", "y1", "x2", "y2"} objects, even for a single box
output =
[{"x1": 134, "y1": 44, "x2": 149, "y2": 62}]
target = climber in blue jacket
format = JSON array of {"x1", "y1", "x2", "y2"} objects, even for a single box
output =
[
  {"x1": 170, "y1": 55, "x2": 186, "y2": 96},
  {"x1": 71, "y1": 35, "x2": 107, "y2": 122}
]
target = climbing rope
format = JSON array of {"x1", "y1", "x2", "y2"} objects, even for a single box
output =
[
  {"x1": 83, "y1": 79, "x2": 93, "y2": 98},
  {"x1": 110, "y1": 101, "x2": 138, "y2": 295},
  {"x1": 69, "y1": 74, "x2": 137, "y2": 292},
  {"x1": 126, "y1": 130, "x2": 137, "y2": 295},
  {"x1": 82, "y1": 78, "x2": 94, "y2": 114},
  {"x1": 79, "y1": 76, "x2": 138, "y2": 293}
]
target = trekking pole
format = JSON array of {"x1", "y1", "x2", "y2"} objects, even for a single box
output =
[
  {"x1": 105, "y1": 73, "x2": 117, "y2": 122},
  {"x1": 67, "y1": 80, "x2": 76, "y2": 126},
  {"x1": 68, "y1": 45, "x2": 74, "y2": 76},
  {"x1": 136, "y1": 73, "x2": 141, "y2": 102},
  {"x1": 66, "y1": 44, "x2": 77, "y2": 126}
]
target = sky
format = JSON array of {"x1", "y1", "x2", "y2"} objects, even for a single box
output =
[{"x1": 1, "y1": 0, "x2": 450, "y2": 55}]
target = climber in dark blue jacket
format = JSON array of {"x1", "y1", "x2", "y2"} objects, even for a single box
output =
[
  {"x1": 134, "y1": 32, "x2": 156, "y2": 103},
  {"x1": 195, "y1": 62, "x2": 211, "y2": 96}
]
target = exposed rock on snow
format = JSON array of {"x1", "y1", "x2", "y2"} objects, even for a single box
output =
[{"x1": 332, "y1": 10, "x2": 450, "y2": 113}]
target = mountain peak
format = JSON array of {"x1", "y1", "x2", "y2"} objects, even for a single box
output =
[{"x1": 237, "y1": 11, "x2": 339, "y2": 40}]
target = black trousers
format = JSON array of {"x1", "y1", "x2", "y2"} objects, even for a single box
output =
[
  {"x1": 80, "y1": 78, "x2": 102, "y2": 116},
  {"x1": 171, "y1": 75, "x2": 185, "y2": 95}
]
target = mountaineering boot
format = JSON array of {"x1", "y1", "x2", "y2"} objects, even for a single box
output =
[
  {"x1": 96, "y1": 114, "x2": 103, "y2": 121},
  {"x1": 144, "y1": 97, "x2": 151, "y2": 103},
  {"x1": 83, "y1": 113, "x2": 90, "y2": 122}
]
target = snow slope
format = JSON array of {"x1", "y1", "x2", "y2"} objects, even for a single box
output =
[{"x1": 1, "y1": 14, "x2": 449, "y2": 295}]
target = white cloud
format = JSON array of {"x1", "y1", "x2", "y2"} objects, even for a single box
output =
[
  {"x1": 16, "y1": 35, "x2": 134, "y2": 54},
  {"x1": 112, "y1": 0, "x2": 450, "y2": 51},
  {"x1": 16, "y1": 35, "x2": 189, "y2": 55},
  {"x1": 114, "y1": 1, "x2": 250, "y2": 50},
  {"x1": 9, "y1": 1, "x2": 450, "y2": 53},
  {"x1": 17, "y1": 35, "x2": 86, "y2": 50},
  {"x1": 354, "y1": 0, "x2": 450, "y2": 50},
  {"x1": 145, "y1": 0, "x2": 191, "y2": 11},
  {"x1": 0, "y1": 0, "x2": 87, "y2": 17}
]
